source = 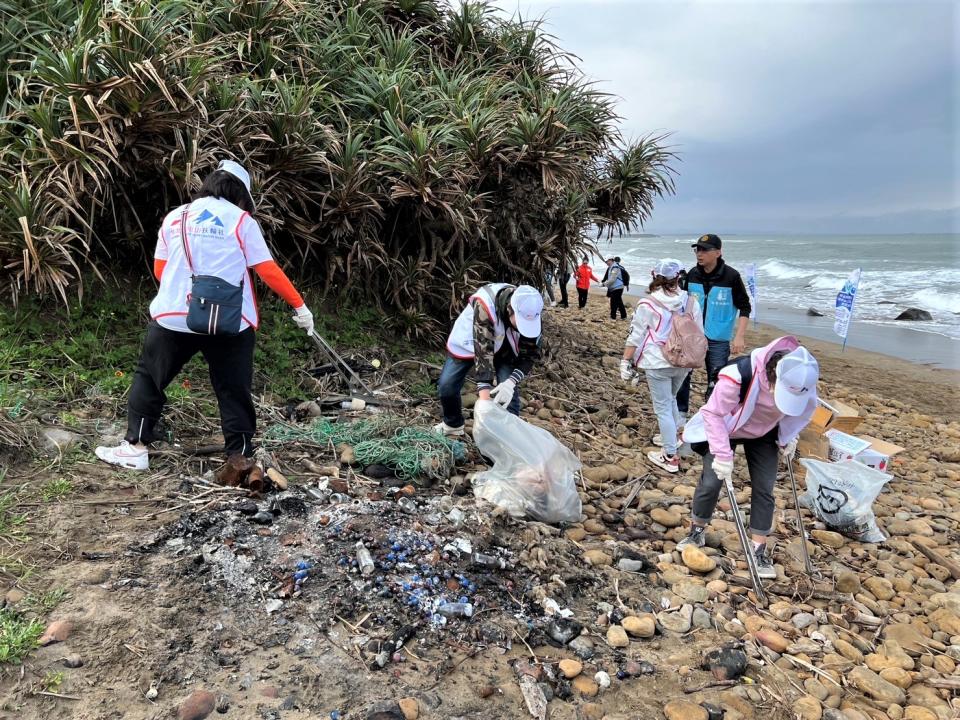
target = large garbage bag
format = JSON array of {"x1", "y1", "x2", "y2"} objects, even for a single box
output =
[
  {"x1": 799, "y1": 459, "x2": 891, "y2": 543},
  {"x1": 471, "y1": 400, "x2": 583, "y2": 523}
]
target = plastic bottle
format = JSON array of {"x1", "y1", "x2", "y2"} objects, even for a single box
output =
[
  {"x1": 436, "y1": 602, "x2": 474, "y2": 618},
  {"x1": 447, "y1": 507, "x2": 465, "y2": 528},
  {"x1": 341, "y1": 398, "x2": 366, "y2": 411},
  {"x1": 329, "y1": 493, "x2": 350, "y2": 504},
  {"x1": 397, "y1": 496, "x2": 416, "y2": 514},
  {"x1": 355, "y1": 542, "x2": 374, "y2": 576},
  {"x1": 472, "y1": 552, "x2": 507, "y2": 569}
]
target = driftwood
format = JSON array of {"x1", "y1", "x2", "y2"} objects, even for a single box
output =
[
  {"x1": 925, "y1": 677, "x2": 960, "y2": 690},
  {"x1": 842, "y1": 605, "x2": 884, "y2": 627},
  {"x1": 911, "y1": 540, "x2": 960, "y2": 580},
  {"x1": 726, "y1": 575, "x2": 853, "y2": 603}
]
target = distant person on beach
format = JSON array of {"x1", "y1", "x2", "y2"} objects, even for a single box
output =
[
  {"x1": 435, "y1": 284, "x2": 543, "y2": 436},
  {"x1": 677, "y1": 234, "x2": 751, "y2": 414},
  {"x1": 619, "y1": 259, "x2": 703, "y2": 473},
  {"x1": 574, "y1": 257, "x2": 600, "y2": 309},
  {"x1": 557, "y1": 258, "x2": 571, "y2": 308},
  {"x1": 543, "y1": 267, "x2": 557, "y2": 307},
  {"x1": 94, "y1": 160, "x2": 314, "y2": 472},
  {"x1": 678, "y1": 336, "x2": 819, "y2": 580},
  {"x1": 602, "y1": 256, "x2": 628, "y2": 320}
]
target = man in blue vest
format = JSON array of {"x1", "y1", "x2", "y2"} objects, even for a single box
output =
[{"x1": 675, "y1": 234, "x2": 752, "y2": 417}]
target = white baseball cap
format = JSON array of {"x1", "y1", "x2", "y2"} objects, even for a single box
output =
[
  {"x1": 510, "y1": 285, "x2": 543, "y2": 338},
  {"x1": 774, "y1": 346, "x2": 819, "y2": 416},
  {"x1": 217, "y1": 159, "x2": 256, "y2": 209},
  {"x1": 653, "y1": 258, "x2": 683, "y2": 279}
]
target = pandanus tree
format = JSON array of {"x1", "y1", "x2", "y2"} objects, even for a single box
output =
[{"x1": 0, "y1": 0, "x2": 676, "y2": 336}]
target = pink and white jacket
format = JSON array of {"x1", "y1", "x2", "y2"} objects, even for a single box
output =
[{"x1": 682, "y1": 336, "x2": 816, "y2": 462}]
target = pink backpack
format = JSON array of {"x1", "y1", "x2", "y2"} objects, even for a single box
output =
[{"x1": 650, "y1": 296, "x2": 708, "y2": 368}]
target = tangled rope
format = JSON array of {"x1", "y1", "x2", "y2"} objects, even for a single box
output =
[{"x1": 265, "y1": 416, "x2": 466, "y2": 480}]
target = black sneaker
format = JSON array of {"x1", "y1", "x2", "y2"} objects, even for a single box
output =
[
  {"x1": 754, "y1": 544, "x2": 777, "y2": 579},
  {"x1": 677, "y1": 525, "x2": 706, "y2": 550}
]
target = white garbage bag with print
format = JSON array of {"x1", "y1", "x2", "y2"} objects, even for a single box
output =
[
  {"x1": 471, "y1": 400, "x2": 583, "y2": 524},
  {"x1": 799, "y1": 459, "x2": 891, "y2": 543}
]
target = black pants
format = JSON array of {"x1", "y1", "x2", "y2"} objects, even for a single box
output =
[
  {"x1": 558, "y1": 273, "x2": 570, "y2": 307},
  {"x1": 126, "y1": 322, "x2": 256, "y2": 456},
  {"x1": 608, "y1": 289, "x2": 627, "y2": 319},
  {"x1": 676, "y1": 338, "x2": 731, "y2": 414},
  {"x1": 691, "y1": 427, "x2": 779, "y2": 536},
  {"x1": 577, "y1": 288, "x2": 589, "y2": 308}
]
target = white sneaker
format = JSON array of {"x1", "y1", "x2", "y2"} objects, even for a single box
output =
[
  {"x1": 95, "y1": 440, "x2": 149, "y2": 471},
  {"x1": 550, "y1": 301, "x2": 557, "y2": 307},
  {"x1": 652, "y1": 434, "x2": 663, "y2": 447},
  {"x1": 647, "y1": 450, "x2": 680, "y2": 473},
  {"x1": 433, "y1": 422, "x2": 465, "y2": 438}
]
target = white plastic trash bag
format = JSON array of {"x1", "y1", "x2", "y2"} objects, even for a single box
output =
[
  {"x1": 799, "y1": 459, "x2": 891, "y2": 543},
  {"x1": 471, "y1": 400, "x2": 583, "y2": 524}
]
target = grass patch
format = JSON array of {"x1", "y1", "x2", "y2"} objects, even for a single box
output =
[
  {"x1": 407, "y1": 379, "x2": 436, "y2": 399},
  {"x1": 40, "y1": 478, "x2": 73, "y2": 502},
  {"x1": 0, "y1": 609, "x2": 44, "y2": 665},
  {"x1": 22, "y1": 588, "x2": 68, "y2": 616},
  {"x1": 0, "y1": 491, "x2": 27, "y2": 540}
]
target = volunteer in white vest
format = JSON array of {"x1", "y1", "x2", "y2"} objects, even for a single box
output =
[
  {"x1": 435, "y1": 284, "x2": 543, "y2": 436},
  {"x1": 95, "y1": 160, "x2": 314, "y2": 471},
  {"x1": 619, "y1": 259, "x2": 703, "y2": 473}
]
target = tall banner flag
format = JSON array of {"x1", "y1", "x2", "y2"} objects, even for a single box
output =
[
  {"x1": 744, "y1": 263, "x2": 758, "y2": 326},
  {"x1": 833, "y1": 268, "x2": 861, "y2": 350}
]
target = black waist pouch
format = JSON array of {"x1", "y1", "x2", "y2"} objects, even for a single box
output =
[{"x1": 187, "y1": 275, "x2": 243, "y2": 336}]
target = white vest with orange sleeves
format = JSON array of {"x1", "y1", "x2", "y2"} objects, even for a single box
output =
[{"x1": 445, "y1": 283, "x2": 520, "y2": 359}]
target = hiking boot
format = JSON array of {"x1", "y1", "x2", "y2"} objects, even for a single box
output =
[
  {"x1": 94, "y1": 440, "x2": 149, "y2": 471},
  {"x1": 652, "y1": 433, "x2": 663, "y2": 447},
  {"x1": 754, "y1": 544, "x2": 777, "y2": 579},
  {"x1": 647, "y1": 450, "x2": 680, "y2": 473},
  {"x1": 433, "y1": 421, "x2": 465, "y2": 438},
  {"x1": 677, "y1": 525, "x2": 707, "y2": 550}
]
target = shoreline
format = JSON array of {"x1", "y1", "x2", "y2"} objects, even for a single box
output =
[
  {"x1": 561, "y1": 284, "x2": 959, "y2": 414},
  {"x1": 571, "y1": 283, "x2": 960, "y2": 373}
]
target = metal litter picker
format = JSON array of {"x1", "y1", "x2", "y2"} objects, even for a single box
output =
[
  {"x1": 785, "y1": 455, "x2": 816, "y2": 577},
  {"x1": 722, "y1": 472, "x2": 768, "y2": 606},
  {"x1": 309, "y1": 329, "x2": 376, "y2": 397}
]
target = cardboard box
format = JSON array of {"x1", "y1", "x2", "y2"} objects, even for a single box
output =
[
  {"x1": 824, "y1": 430, "x2": 905, "y2": 472},
  {"x1": 808, "y1": 400, "x2": 864, "y2": 435},
  {"x1": 797, "y1": 427, "x2": 831, "y2": 460}
]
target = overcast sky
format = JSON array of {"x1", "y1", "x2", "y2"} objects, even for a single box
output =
[{"x1": 491, "y1": 0, "x2": 958, "y2": 234}]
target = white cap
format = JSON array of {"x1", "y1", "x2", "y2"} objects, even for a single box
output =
[
  {"x1": 774, "y1": 346, "x2": 819, "y2": 416},
  {"x1": 217, "y1": 159, "x2": 256, "y2": 209},
  {"x1": 653, "y1": 258, "x2": 683, "y2": 279},
  {"x1": 510, "y1": 285, "x2": 543, "y2": 338}
]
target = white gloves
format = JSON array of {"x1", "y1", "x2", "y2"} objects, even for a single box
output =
[
  {"x1": 293, "y1": 305, "x2": 314, "y2": 335},
  {"x1": 489, "y1": 378, "x2": 516, "y2": 409},
  {"x1": 619, "y1": 358, "x2": 636, "y2": 381},
  {"x1": 712, "y1": 457, "x2": 734, "y2": 482},
  {"x1": 781, "y1": 438, "x2": 798, "y2": 462}
]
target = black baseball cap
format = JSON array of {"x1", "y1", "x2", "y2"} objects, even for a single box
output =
[{"x1": 692, "y1": 234, "x2": 722, "y2": 251}]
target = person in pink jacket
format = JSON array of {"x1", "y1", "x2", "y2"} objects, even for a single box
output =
[{"x1": 677, "y1": 336, "x2": 819, "y2": 579}]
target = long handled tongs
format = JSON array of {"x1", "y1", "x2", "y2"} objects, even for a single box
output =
[
  {"x1": 723, "y1": 474, "x2": 768, "y2": 606},
  {"x1": 309, "y1": 330, "x2": 376, "y2": 397},
  {"x1": 785, "y1": 456, "x2": 818, "y2": 577}
]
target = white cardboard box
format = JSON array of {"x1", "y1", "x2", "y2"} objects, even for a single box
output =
[{"x1": 824, "y1": 430, "x2": 904, "y2": 472}]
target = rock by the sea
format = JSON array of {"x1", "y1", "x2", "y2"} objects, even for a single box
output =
[{"x1": 895, "y1": 308, "x2": 932, "y2": 321}]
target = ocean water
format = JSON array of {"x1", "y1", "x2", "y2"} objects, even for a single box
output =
[{"x1": 589, "y1": 233, "x2": 960, "y2": 341}]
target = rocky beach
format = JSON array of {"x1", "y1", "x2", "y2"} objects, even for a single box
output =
[{"x1": 1, "y1": 295, "x2": 959, "y2": 720}]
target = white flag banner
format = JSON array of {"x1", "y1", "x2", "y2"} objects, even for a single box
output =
[
  {"x1": 744, "y1": 263, "x2": 758, "y2": 321},
  {"x1": 833, "y1": 267, "x2": 862, "y2": 341}
]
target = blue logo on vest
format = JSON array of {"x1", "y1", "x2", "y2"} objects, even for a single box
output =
[{"x1": 195, "y1": 209, "x2": 225, "y2": 227}]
